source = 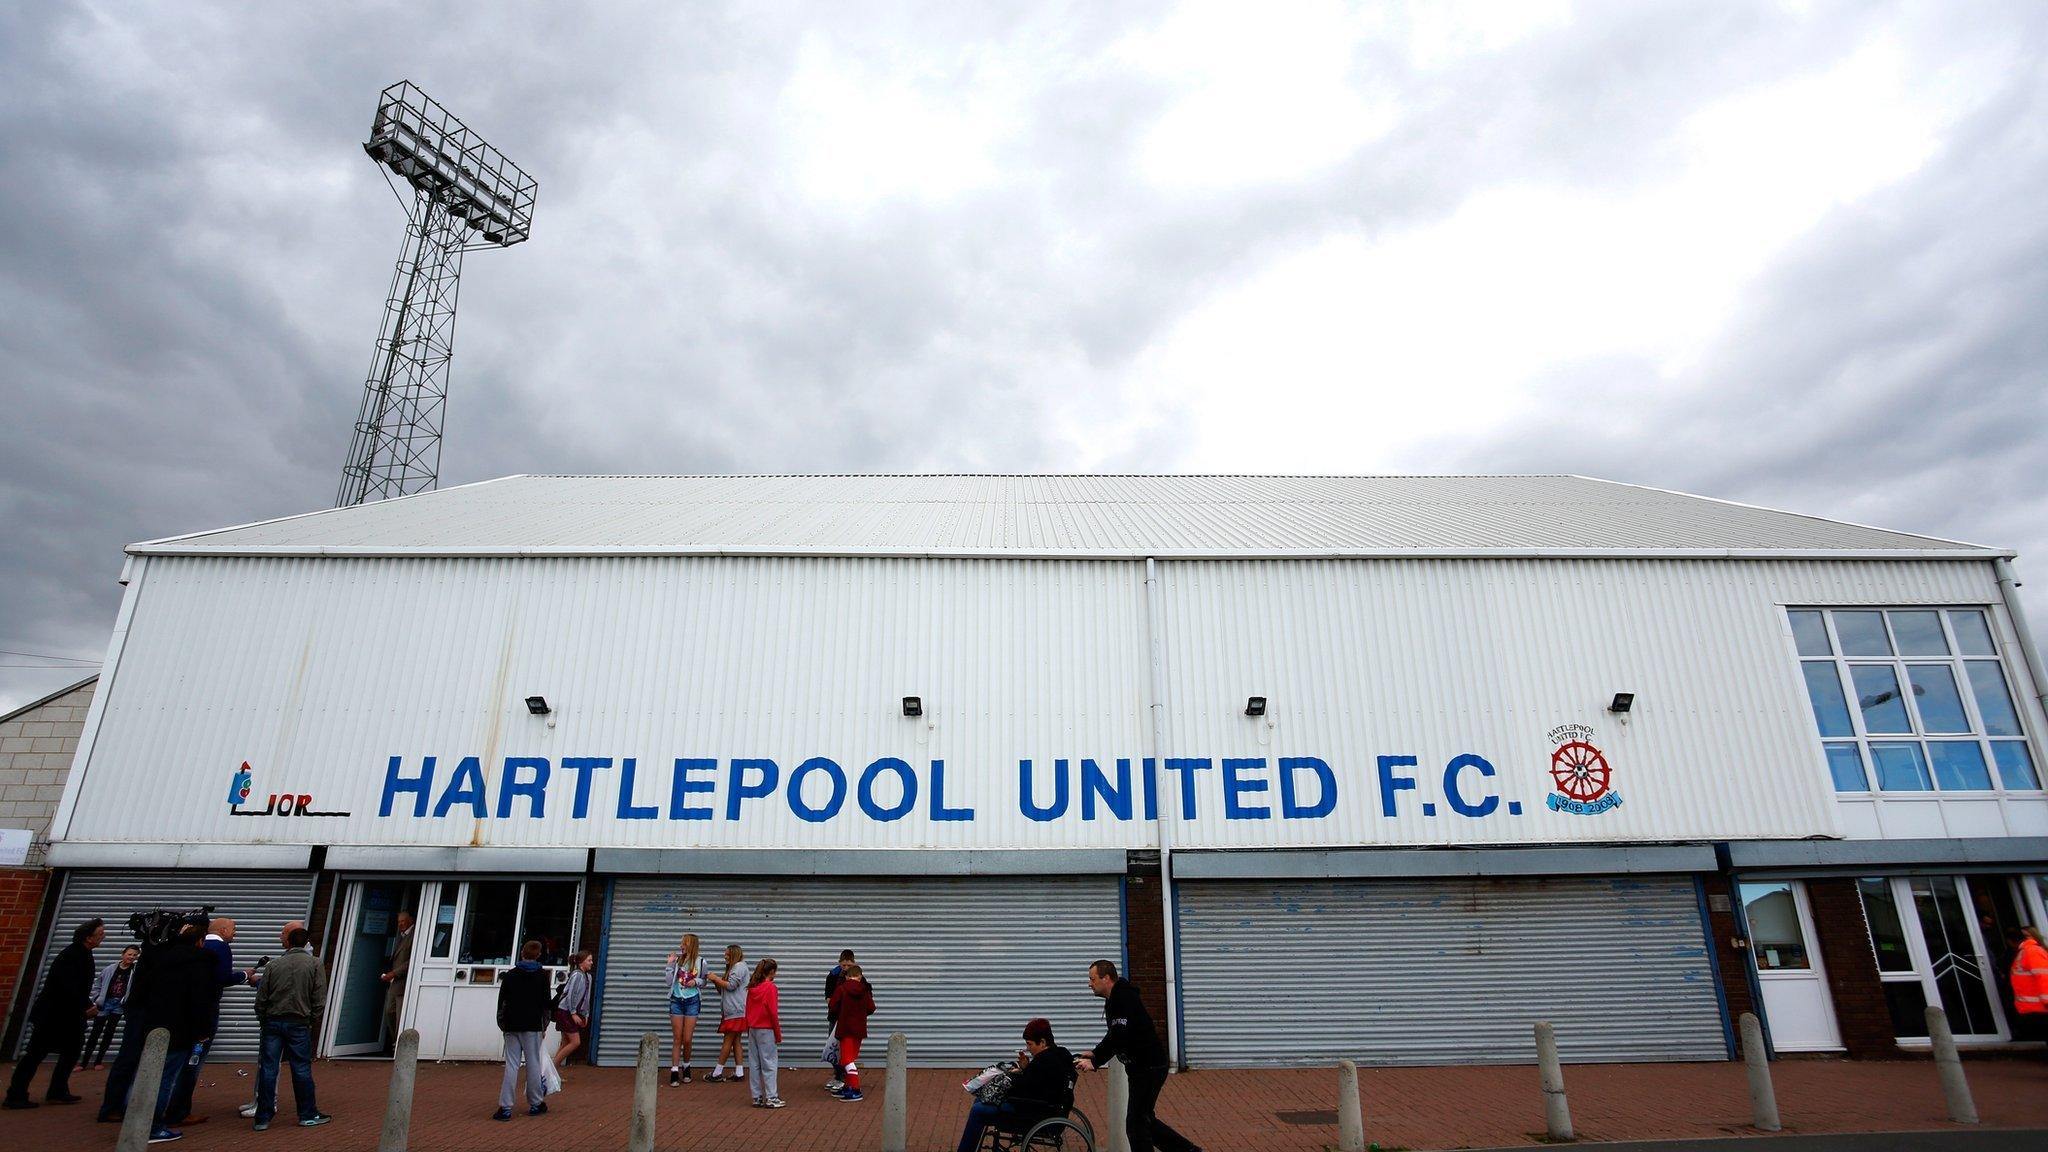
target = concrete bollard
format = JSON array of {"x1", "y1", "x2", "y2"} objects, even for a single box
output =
[
  {"x1": 1925, "y1": 1006, "x2": 1978, "y2": 1125},
  {"x1": 1534, "y1": 1021, "x2": 1573, "y2": 1142},
  {"x1": 882, "y1": 1032, "x2": 908, "y2": 1152},
  {"x1": 1737, "y1": 1013, "x2": 1780, "y2": 1132},
  {"x1": 115, "y1": 1028, "x2": 172, "y2": 1152},
  {"x1": 1105, "y1": 1058, "x2": 1131, "y2": 1152},
  {"x1": 378, "y1": 1028, "x2": 421, "y2": 1152},
  {"x1": 631, "y1": 1033, "x2": 659, "y2": 1152},
  {"x1": 1337, "y1": 1059, "x2": 1366, "y2": 1152}
]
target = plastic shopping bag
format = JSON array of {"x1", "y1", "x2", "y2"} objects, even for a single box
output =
[{"x1": 822, "y1": 1036, "x2": 840, "y2": 1066}]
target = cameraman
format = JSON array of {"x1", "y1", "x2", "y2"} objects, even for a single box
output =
[
  {"x1": 161, "y1": 917, "x2": 254, "y2": 1127},
  {"x1": 140, "y1": 923, "x2": 214, "y2": 1144}
]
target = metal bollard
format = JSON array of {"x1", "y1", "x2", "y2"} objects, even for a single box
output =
[
  {"x1": 882, "y1": 1032, "x2": 908, "y2": 1152},
  {"x1": 1337, "y1": 1059, "x2": 1366, "y2": 1152},
  {"x1": 1105, "y1": 1058, "x2": 1131, "y2": 1152},
  {"x1": 378, "y1": 1028, "x2": 421, "y2": 1152},
  {"x1": 1738, "y1": 1013, "x2": 1780, "y2": 1132},
  {"x1": 1925, "y1": 1006, "x2": 1978, "y2": 1124},
  {"x1": 631, "y1": 1033, "x2": 659, "y2": 1152},
  {"x1": 1534, "y1": 1021, "x2": 1573, "y2": 1142},
  {"x1": 115, "y1": 1028, "x2": 172, "y2": 1152}
]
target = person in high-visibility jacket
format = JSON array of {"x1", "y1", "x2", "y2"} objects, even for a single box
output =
[{"x1": 2014, "y1": 927, "x2": 2048, "y2": 1023}]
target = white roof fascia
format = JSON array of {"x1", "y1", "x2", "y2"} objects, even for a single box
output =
[
  {"x1": 1574, "y1": 476, "x2": 1993, "y2": 552},
  {"x1": 127, "y1": 474, "x2": 529, "y2": 550},
  {"x1": 124, "y1": 544, "x2": 2015, "y2": 561}
]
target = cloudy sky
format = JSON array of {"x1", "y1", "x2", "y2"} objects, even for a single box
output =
[{"x1": 3, "y1": 0, "x2": 2046, "y2": 711}]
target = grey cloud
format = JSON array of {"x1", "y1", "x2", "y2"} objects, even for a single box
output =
[{"x1": 5, "y1": 1, "x2": 2047, "y2": 708}]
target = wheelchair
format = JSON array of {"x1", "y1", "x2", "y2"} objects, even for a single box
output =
[{"x1": 974, "y1": 1092, "x2": 1096, "y2": 1152}]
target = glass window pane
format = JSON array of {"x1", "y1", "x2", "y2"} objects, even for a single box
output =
[
  {"x1": 1992, "y1": 742, "x2": 2040, "y2": 790},
  {"x1": 1835, "y1": 611, "x2": 1893, "y2": 656},
  {"x1": 1928, "y1": 742, "x2": 1994, "y2": 790},
  {"x1": 1825, "y1": 743, "x2": 1869, "y2": 791},
  {"x1": 459, "y1": 881, "x2": 521, "y2": 966},
  {"x1": 1870, "y1": 742, "x2": 1933, "y2": 791},
  {"x1": 519, "y1": 881, "x2": 580, "y2": 966},
  {"x1": 429, "y1": 886, "x2": 458, "y2": 958},
  {"x1": 1884, "y1": 980, "x2": 1931, "y2": 1038},
  {"x1": 1802, "y1": 662, "x2": 1856, "y2": 737},
  {"x1": 1789, "y1": 610, "x2": 1833, "y2": 656},
  {"x1": 1889, "y1": 611, "x2": 1949, "y2": 656},
  {"x1": 1907, "y1": 665, "x2": 1971, "y2": 733},
  {"x1": 1740, "y1": 881, "x2": 1812, "y2": 970},
  {"x1": 1858, "y1": 878, "x2": 1916, "y2": 974},
  {"x1": 1851, "y1": 665, "x2": 1913, "y2": 733},
  {"x1": 1950, "y1": 610, "x2": 1996, "y2": 655},
  {"x1": 1965, "y1": 661, "x2": 2023, "y2": 737}
]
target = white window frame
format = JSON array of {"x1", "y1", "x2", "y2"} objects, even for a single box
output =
[{"x1": 1787, "y1": 606, "x2": 2045, "y2": 798}]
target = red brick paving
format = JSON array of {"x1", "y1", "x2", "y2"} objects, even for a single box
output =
[{"x1": 2, "y1": 1055, "x2": 2043, "y2": 1150}]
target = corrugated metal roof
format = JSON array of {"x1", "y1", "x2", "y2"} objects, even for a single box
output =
[{"x1": 130, "y1": 474, "x2": 1994, "y2": 558}]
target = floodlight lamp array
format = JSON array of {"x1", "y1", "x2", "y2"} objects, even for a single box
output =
[{"x1": 364, "y1": 80, "x2": 537, "y2": 247}]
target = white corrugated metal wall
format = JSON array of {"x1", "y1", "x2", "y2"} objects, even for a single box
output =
[
  {"x1": 1176, "y1": 875, "x2": 1726, "y2": 1065},
  {"x1": 17, "y1": 871, "x2": 316, "y2": 1061},
  {"x1": 56, "y1": 556, "x2": 2032, "y2": 852},
  {"x1": 594, "y1": 875, "x2": 1122, "y2": 1067}
]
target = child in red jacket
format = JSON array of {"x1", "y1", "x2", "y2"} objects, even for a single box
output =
[
  {"x1": 827, "y1": 964, "x2": 876, "y2": 1102},
  {"x1": 743, "y1": 959, "x2": 783, "y2": 1107}
]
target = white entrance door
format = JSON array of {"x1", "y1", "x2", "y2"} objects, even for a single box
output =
[
  {"x1": 409, "y1": 879, "x2": 583, "y2": 1060},
  {"x1": 325, "y1": 880, "x2": 420, "y2": 1057},
  {"x1": 1901, "y1": 876, "x2": 2010, "y2": 1042},
  {"x1": 1741, "y1": 880, "x2": 1844, "y2": 1051}
]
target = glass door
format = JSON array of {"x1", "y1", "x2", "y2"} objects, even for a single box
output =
[
  {"x1": 324, "y1": 881, "x2": 420, "y2": 1056},
  {"x1": 1883, "y1": 876, "x2": 2011, "y2": 1042},
  {"x1": 1740, "y1": 880, "x2": 1844, "y2": 1051},
  {"x1": 410, "y1": 879, "x2": 583, "y2": 1060}
]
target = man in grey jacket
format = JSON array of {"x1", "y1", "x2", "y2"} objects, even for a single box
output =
[{"x1": 251, "y1": 925, "x2": 329, "y2": 1130}]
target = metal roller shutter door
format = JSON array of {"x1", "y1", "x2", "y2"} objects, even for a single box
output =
[
  {"x1": 597, "y1": 875, "x2": 1121, "y2": 1067},
  {"x1": 18, "y1": 870, "x2": 317, "y2": 1062},
  {"x1": 1178, "y1": 874, "x2": 1725, "y2": 1066}
]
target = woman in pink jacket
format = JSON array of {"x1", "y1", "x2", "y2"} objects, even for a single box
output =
[{"x1": 744, "y1": 959, "x2": 783, "y2": 1108}]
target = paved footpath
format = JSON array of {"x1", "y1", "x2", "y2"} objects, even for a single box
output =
[{"x1": 2, "y1": 1055, "x2": 2043, "y2": 1150}]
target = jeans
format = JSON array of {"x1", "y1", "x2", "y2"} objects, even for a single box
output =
[
  {"x1": 499, "y1": 1031, "x2": 546, "y2": 1111},
  {"x1": 85, "y1": 1012, "x2": 123, "y2": 1065},
  {"x1": 746, "y1": 1029, "x2": 779, "y2": 1101},
  {"x1": 96, "y1": 1013, "x2": 148, "y2": 1120},
  {"x1": 155, "y1": 1043, "x2": 204, "y2": 1131},
  {"x1": 164, "y1": 1036, "x2": 208, "y2": 1123},
  {"x1": 957, "y1": 1099, "x2": 1028, "y2": 1152},
  {"x1": 255, "y1": 1020, "x2": 318, "y2": 1123},
  {"x1": 1126, "y1": 1062, "x2": 1200, "y2": 1152}
]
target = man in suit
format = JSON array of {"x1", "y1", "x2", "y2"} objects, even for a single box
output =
[
  {"x1": 380, "y1": 911, "x2": 415, "y2": 1049},
  {"x1": 4, "y1": 917, "x2": 104, "y2": 1108}
]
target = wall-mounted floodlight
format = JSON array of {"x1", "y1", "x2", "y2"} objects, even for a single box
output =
[
  {"x1": 525, "y1": 696, "x2": 552, "y2": 716},
  {"x1": 902, "y1": 697, "x2": 923, "y2": 718},
  {"x1": 1608, "y1": 692, "x2": 1635, "y2": 714},
  {"x1": 1245, "y1": 696, "x2": 1267, "y2": 717}
]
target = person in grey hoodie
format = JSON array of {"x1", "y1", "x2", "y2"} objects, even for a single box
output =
[
  {"x1": 553, "y1": 950, "x2": 595, "y2": 1068},
  {"x1": 493, "y1": 940, "x2": 553, "y2": 1120},
  {"x1": 250, "y1": 925, "x2": 329, "y2": 1130}
]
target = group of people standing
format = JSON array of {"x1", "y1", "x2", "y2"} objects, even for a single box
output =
[
  {"x1": 4, "y1": 915, "x2": 329, "y2": 1144},
  {"x1": 646, "y1": 937, "x2": 874, "y2": 1108}
]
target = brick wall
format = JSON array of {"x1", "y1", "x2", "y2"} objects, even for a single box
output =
[
  {"x1": 0, "y1": 869, "x2": 51, "y2": 1023},
  {"x1": 1805, "y1": 877, "x2": 1901, "y2": 1060},
  {"x1": 1701, "y1": 874, "x2": 1758, "y2": 1039},
  {"x1": 1123, "y1": 851, "x2": 1170, "y2": 1055},
  {"x1": 0, "y1": 678, "x2": 93, "y2": 867}
]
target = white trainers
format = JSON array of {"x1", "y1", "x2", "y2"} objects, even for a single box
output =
[
  {"x1": 824, "y1": 1079, "x2": 845, "y2": 1093},
  {"x1": 764, "y1": 1097, "x2": 787, "y2": 1108}
]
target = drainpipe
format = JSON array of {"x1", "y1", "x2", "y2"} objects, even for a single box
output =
[
  {"x1": 1143, "y1": 557, "x2": 1181, "y2": 1069},
  {"x1": 1993, "y1": 559, "x2": 2048, "y2": 722}
]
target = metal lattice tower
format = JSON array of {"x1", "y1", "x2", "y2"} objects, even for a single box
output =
[{"x1": 337, "y1": 82, "x2": 537, "y2": 507}]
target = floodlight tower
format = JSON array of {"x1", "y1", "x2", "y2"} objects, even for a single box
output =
[{"x1": 336, "y1": 81, "x2": 537, "y2": 506}]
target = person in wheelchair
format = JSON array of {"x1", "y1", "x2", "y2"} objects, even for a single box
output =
[{"x1": 958, "y1": 1017, "x2": 1077, "y2": 1152}]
